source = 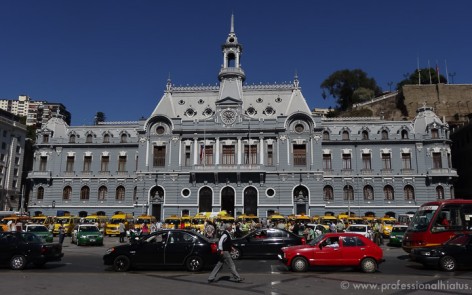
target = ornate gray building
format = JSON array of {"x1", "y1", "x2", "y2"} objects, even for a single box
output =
[{"x1": 27, "y1": 16, "x2": 457, "y2": 220}]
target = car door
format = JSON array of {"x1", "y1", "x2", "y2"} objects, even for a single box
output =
[
  {"x1": 262, "y1": 229, "x2": 286, "y2": 256},
  {"x1": 340, "y1": 236, "x2": 367, "y2": 266},
  {"x1": 0, "y1": 233, "x2": 17, "y2": 264},
  {"x1": 164, "y1": 231, "x2": 195, "y2": 265},
  {"x1": 243, "y1": 230, "x2": 266, "y2": 256},
  {"x1": 313, "y1": 236, "x2": 343, "y2": 265},
  {"x1": 132, "y1": 232, "x2": 167, "y2": 266}
]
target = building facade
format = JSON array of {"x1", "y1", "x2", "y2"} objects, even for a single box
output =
[
  {"x1": 0, "y1": 109, "x2": 27, "y2": 211},
  {"x1": 27, "y1": 17, "x2": 457, "y2": 220},
  {"x1": 0, "y1": 95, "x2": 71, "y2": 127}
]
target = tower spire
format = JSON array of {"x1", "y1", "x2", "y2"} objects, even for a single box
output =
[{"x1": 230, "y1": 13, "x2": 235, "y2": 33}]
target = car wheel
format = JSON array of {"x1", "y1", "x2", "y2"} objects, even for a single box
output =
[
  {"x1": 186, "y1": 256, "x2": 204, "y2": 272},
  {"x1": 230, "y1": 247, "x2": 241, "y2": 260},
  {"x1": 360, "y1": 257, "x2": 377, "y2": 273},
  {"x1": 439, "y1": 256, "x2": 456, "y2": 271},
  {"x1": 10, "y1": 255, "x2": 27, "y2": 270},
  {"x1": 113, "y1": 255, "x2": 131, "y2": 272},
  {"x1": 291, "y1": 256, "x2": 308, "y2": 272}
]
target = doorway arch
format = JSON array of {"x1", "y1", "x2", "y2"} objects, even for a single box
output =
[
  {"x1": 221, "y1": 186, "x2": 235, "y2": 216},
  {"x1": 199, "y1": 187, "x2": 212, "y2": 212},
  {"x1": 243, "y1": 187, "x2": 258, "y2": 215}
]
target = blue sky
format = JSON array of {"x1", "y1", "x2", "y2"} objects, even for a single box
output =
[{"x1": 1, "y1": 1, "x2": 471, "y2": 124}]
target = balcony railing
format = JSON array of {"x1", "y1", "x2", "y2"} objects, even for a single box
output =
[
  {"x1": 380, "y1": 169, "x2": 393, "y2": 175},
  {"x1": 28, "y1": 171, "x2": 51, "y2": 178},
  {"x1": 430, "y1": 168, "x2": 458, "y2": 176},
  {"x1": 193, "y1": 164, "x2": 261, "y2": 171}
]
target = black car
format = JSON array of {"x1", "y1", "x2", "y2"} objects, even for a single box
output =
[
  {"x1": 230, "y1": 228, "x2": 306, "y2": 259},
  {"x1": 0, "y1": 231, "x2": 64, "y2": 270},
  {"x1": 103, "y1": 229, "x2": 219, "y2": 272},
  {"x1": 410, "y1": 234, "x2": 472, "y2": 271}
]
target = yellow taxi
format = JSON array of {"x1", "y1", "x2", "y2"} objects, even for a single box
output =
[
  {"x1": 191, "y1": 212, "x2": 211, "y2": 232},
  {"x1": 163, "y1": 215, "x2": 181, "y2": 229},
  {"x1": 214, "y1": 211, "x2": 235, "y2": 225},
  {"x1": 237, "y1": 214, "x2": 260, "y2": 224},
  {"x1": 30, "y1": 215, "x2": 55, "y2": 227},
  {"x1": 53, "y1": 215, "x2": 80, "y2": 236},
  {"x1": 180, "y1": 215, "x2": 192, "y2": 229},
  {"x1": 105, "y1": 212, "x2": 134, "y2": 236},
  {"x1": 268, "y1": 213, "x2": 287, "y2": 229},
  {"x1": 380, "y1": 216, "x2": 397, "y2": 237},
  {"x1": 0, "y1": 215, "x2": 30, "y2": 231},
  {"x1": 319, "y1": 215, "x2": 338, "y2": 230},
  {"x1": 84, "y1": 214, "x2": 109, "y2": 232},
  {"x1": 134, "y1": 214, "x2": 157, "y2": 231}
]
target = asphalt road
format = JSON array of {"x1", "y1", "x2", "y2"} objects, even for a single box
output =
[{"x1": 1, "y1": 236, "x2": 472, "y2": 295}]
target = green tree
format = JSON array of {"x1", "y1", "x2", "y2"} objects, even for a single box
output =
[
  {"x1": 321, "y1": 69, "x2": 382, "y2": 111},
  {"x1": 396, "y1": 68, "x2": 447, "y2": 89},
  {"x1": 94, "y1": 112, "x2": 106, "y2": 125}
]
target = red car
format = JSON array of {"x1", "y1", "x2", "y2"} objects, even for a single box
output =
[{"x1": 278, "y1": 233, "x2": 384, "y2": 273}]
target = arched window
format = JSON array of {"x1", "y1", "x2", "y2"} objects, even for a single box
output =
[
  {"x1": 436, "y1": 186, "x2": 444, "y2": 199},
  {"x1": 86, "y1": 134, "x2": 93, "y2": 143},
  {"x1": 343, "y1": 185, "x2": 354, "y2": 201},
  {"x1": 404, "y1": 185, "x2": 415, "y2": 200},
  {"x1": 37, "y1": 187, "x2": 44, "y2": 200},
  {"x1": 384, "y1": 185, "x2": 394, "y2": 200},
  {"x1": 69, "y1": 134, "x2": 76, "y2": 143},
  {"x1": 120, "y1": 134, "x2": 127, "y2": 143},
  {"x1": 63, "y1": 186, "x2": 72, "y2": 200},
  {"x1": 401, "y1": 130, "x2": 409, "y2": 139},
  {"x1": 361, "y1": 130, "x2": 369, "y2": 140},
  {"x1": 342, "y1": 130, "x2": 349, "y2": 140},
  {"x1": 98, "y1": 186, "x2": 107, "y2": 201},
  {"x1": 116, "y1": 186, "x2": 125, "y2": 201},
  {"x1": 323, "y1": 185, "x2": 334, "y2": 201},
  {"x1": 103, "y1": 134, "x2": 110, "y2": 143},
  {"x1": 363, "y1": 185, "x2": 374, "y2": 201},
  {"x1": 80, "y1": 186, "x2": 90, "y2": 200},
  {"x1": 381, "y1": 130, "x2": 388, "y2": 140},
  {"x1": 431, "y1": 128, "x2": 439, "y2": 139},
  {"x1": 323, "y1": 131, "x2": 330, "y2": 141}
]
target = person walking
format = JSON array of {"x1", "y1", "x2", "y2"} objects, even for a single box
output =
[
  {"x1": 58, "y1": 222, "x2": 65, "y2": 244},
  {"x1": 118, "y1": 221, "x2": 126, "y2": 243},
  {"x1": 208, "y1": 223, "x2": 244, "y2": 283}
]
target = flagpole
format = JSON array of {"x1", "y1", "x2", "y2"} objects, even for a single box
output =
[
  {"x1": 445, "y1": 60, "x2": 449, "y2": 84},
  {"x1": 417, "y1": 57, "x2": 421, "y2": 85},
  {"x1": 428, "y1": 60, "x2": 432, "y2": 84}
]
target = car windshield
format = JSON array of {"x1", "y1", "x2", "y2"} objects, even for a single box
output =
[
  {"x1": 408, "y1": 209, "x2": 436, "y2": 232},
  {"x1": 57, "y1": 218, "x2": 70, "y2": 223},
  {"x1": 110, "y1": 219, "x2": 124, "y2": 224},
  {"x1": 192, "y1": 219, "x2": 205, "y2": 225},
  {"x1": 383, "y1": 220, "x2": 396, "y2": 225},
  {"x1": 347, "y1": 226, "x2": 367, "y2": 232},
  {"x1": 136, "y1": 218, "x2": 151, "y2": 224},
  {"x1": 21, "y1": 233, "x2": 42, "y2": 243},
  {"x1": 80, "y1": 226, "x2": 99, "y2": 232},
  {"x1": 445, "y1": 235, "x2": 470, "y2": 246},
  {"x1": 392, "y1": 226, "x2": 407, "y2": 232},
  {"x1": 308, "y1": 234, "x2": 326, "y2": 246},
  {"x1": 27, "y1": 225, "x2": 48, "y2": 232}
]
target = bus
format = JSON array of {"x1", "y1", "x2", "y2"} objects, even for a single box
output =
[
  {"x1": 402, "y1": 199, "x2": 472, "y2": 253},
  {"x1": 397, "y1": 213, "x2": 414, "y2": 226}
]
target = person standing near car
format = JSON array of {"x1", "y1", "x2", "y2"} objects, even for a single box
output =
[
  {"x1": 118, "y1": 221, "x2": 126, "y2": 243},
  {"x1": 58, "y1": 222, "x2": 65, "y2": 244},
  {"x1": 208, "y1": 223, "x2": 244, "y2": 283}
]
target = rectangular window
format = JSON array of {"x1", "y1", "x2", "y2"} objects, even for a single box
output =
[
  {"x1": 43, "y1": 134, "x2": 49, "y2": 143},
  {"x1": 101, "y1": 156, "x2": 109, "y2": 172},
  {"x1": 222, "y1": 145, "x2": 235, "y2": 165},
  {"x1": 118, "y1": 156, "x2": 127, "y2": 172},
  {"x1": 293, "y1": 144, "x2": 306, "y2": 166},
  {"x1": 204, "y1": 145, "x2": 214, "y2": 165},
  {"x1": 39, "y1": 156, "x2": 48, "y2": 172},
  {"x1": 66, "y1": 156, "x2": 74, "y2": 172},
  {"x1": 184, "y1": 146, "x2": 191, "y2": 166},
  {"x1": 342, "y1": 154, "x2": 351, "y2": 170},
  {"x1": 362, "y1": 154, "x2": 371, "y2": 170},
  {"x1": 323, "y1": 154, "x2": 332, "y2": 170},
  {"x1": 267, "y1": 144, "x2": 273, "y2": 166},
  {"x1": 244, "y1": 145, "x2": 257, "y2": 165},
  {"x1": 153, "y1": 146, "x2": 166, "y2": 167},
  {"x1": 382, "y1": 153, "x2": 391, "y2": 169},
  {"x1": 402, "y1": 153, "x2": 411, "y2": 169},
  {"x1": 431, "y1": 129, "x2": 439, "y2": 139},
  {"x1": 83, "y1": 156, "x2": 92, "y2": 172},
  {"x1": 447, "y1": 153, "x2": 452, "y2": 168},
  {"x1": 433, "y1": 152, "x2": 442, "y2": 169}
]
